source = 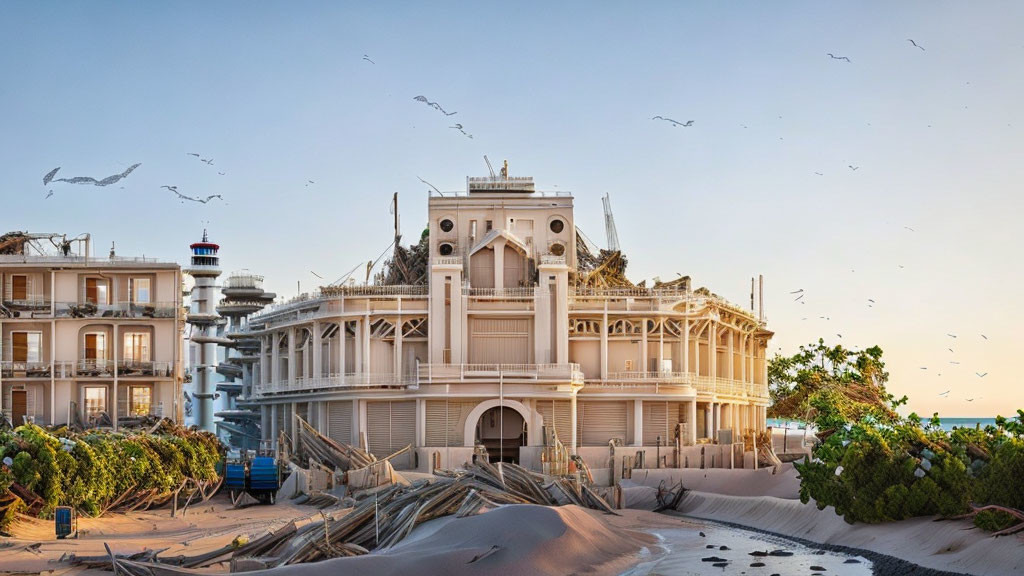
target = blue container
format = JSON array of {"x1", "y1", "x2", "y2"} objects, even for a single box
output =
[
  {"x1": 55, "y1": 506, "x2": 74, "y2": 539},
  {"x1": 248, "y1": 457, "x2": 279, "y2": 492},
  {"x1": 225, "y1": 463, "x2": 247, "y2": 490}
]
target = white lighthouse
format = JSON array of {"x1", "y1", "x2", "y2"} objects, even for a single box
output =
[{"x1": 184, "y1": 230, "x2": 222, "y2": 432}]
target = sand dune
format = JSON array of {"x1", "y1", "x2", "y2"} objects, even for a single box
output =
[{"x1": 675, "y1": 491, "x2": 1023, "y2": 576}]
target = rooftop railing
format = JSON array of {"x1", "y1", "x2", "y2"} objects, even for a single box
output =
[
  {"x1": 0, "y1": 361, "x2": 74, "y2": 378},
  {"x1": 586, "y1": 372, "x2": 768, "y2": 399},
  {"x1": 463, "y1": 287, "x2": 535, "y2": 298},
  {"x1": 0, "y1": 254, "x2": 173, "y2": 265}
]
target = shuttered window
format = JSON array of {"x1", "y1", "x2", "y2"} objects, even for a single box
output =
[
  {"x1": 469, "y1": 318, "x2": 531, "y2": 364},
  {"x1": 425, "y1": 400, "x2": 477, "y2": 446},
  {"x1": 327, "y1": 401, "x2": 352, "y2": 445},
  {"x1": 578, "y1": 401, "x2": 627, "y2": 446},
  {"x1": 366, "y1": 401, "x2": 416, "y2": 457},
  {"x1": 537, "y1": 400, "x2": 573, "y2": 445},
  {"x1": 642, "y1": 401, "x2": 680, "y2": 445},
  {"x1": 470, "y1": 248, "x2": 495, "y2": 289}
]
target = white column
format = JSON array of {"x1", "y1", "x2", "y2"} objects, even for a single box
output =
[
  {"x1": 361, "y1": 314, "x2": 370, "y2": 375},
  {"x1": 354, "y1": 319, "x2": 363, "y2": 374},
  {"x1": 682, "y1": 318, "x2": 690, "y2": 374},
  {"x1": 287, "y1": 327, "x2": 296, "y2": 384},
  {"x1": 394, "y1": 317, "x2": 404, "y2": 379},
  {"x1": 312, "y1": 321, "x2": 322, "y2": 379},
  {"x1": 633, "y1": 400, "x2": 643, "y2": 446},
  {"x1": 687, "y1": 399, "x2": 697, "y2": 445},
  {"x1": 555, "y1": 270, "x2": 568, "y2": 364},
  {"x1": 726, "y1": 329, "x2": 734, "y2": 380},
  {"x1": 339, "y1": 321, "x2": 347, "y2": 380},
  {"x1": 714, "y1": 403, "x2": 722, "y2": 440},
  {"x1": 600, "y1": 309, "x2": 608, "y2": 380},
  {"x1": 270, "y1": 405, "x2": 278, "y2": 450},
  {"x1": 271, "y1": 333, "x2": 281, "y2": 385},
  {"x1": 641, "y1": 317, "x2": 649, "y2": 373},
  {"x1": 570, "y1": 392, "x2": 578, "y2": 455},
  {"x1": 416, "y1": 398, "x2": 426, "y2": 447},
  {"x1": 112, "y1": 323, "x2": 119, "y2": 429},
  {"x1": 704, "y1": 404, "x2": 713, "y2": 439},
  {"x1": 709, "y1": 322, "x2": 717, "y2": 380}
]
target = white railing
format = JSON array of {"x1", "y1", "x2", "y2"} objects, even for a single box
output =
[
  {"x1": 1, "y1": 298, "x2": 51, "y2": 310},
  {"x1": 253, "y1": 372, "x2": 414, "y2": 396},
  {"x1": 432, "y1": 257, "x2": 463, "y2": 267},
  {"x1": 570, "y1": 287, "x2": 695, "y2": 299},
  {"x1": 587, "y1": 372, "x2": 768, "y2": 399},
  {"x1": 417, "y1": 363, "x2": 584, "y2": 385},
  {"x1": 117, "y1": 361, "x2": 172, "y2": 377},
  {"x1": 1, "y1": 361, "x2": 74, "y2": 378},
  {"x1": 76, "y1": 359, "x2": 114, "y2": 377},
  {"x1": 56, "y1": 301, "x2": 178, "y2": 319},
  {"x1": 463, "y1": 287, "x2": 535, "y2": 298},
  {"x1": 539, "y1": 255, "x2": 567, "y2": 266},
  {"x1": 0, "y1": 254, "x2": 171, "y2": 265}
]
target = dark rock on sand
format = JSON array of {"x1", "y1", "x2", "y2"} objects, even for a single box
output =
[
  {"x1": 750, "y1": 561, "x2": 766, "y2": 567},
  {"x1": 701, "y1": 556, "x2": 728, "y2": 562},
  {"x1": 720, "y1": 545, "x2": 731, "y2": 550},
  {"x1": 810, "y1": 566, "x2": 826, "y2": 571}
]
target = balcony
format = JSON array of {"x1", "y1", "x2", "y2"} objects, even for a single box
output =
[
  {"x1": 585, "y1": 372, "x2": 768, "y2": 399},
  {"x1": 117, "y1": 361, "x2": 172, "y2": 377},
  {"x1": 1, "y1": 361, "x2": 74, "y2": 378},
  {"x1": 463, "y1": 287, "x2": 535, "y2": 298},
  {"x1": 1, "y1": 299, "x2": 52, "y2": 318},
  {"x1": 252, "y1": 373, "x2": 414, "y2": 397},
  {"x1": 417, "y1": 363, "x2": 584, "y2": 386},
  {"x1": 76, "y1": 359, "x2": 114, "y2": 377},
  {"x1": 56, "y1": 301, "x2": 178, "y2": 319}
]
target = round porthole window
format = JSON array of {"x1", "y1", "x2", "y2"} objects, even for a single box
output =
[
  {"x1": 439, "y1": 243, "x2": 454, "y2": 256},
  {"x1": 439, "y1": 219, "x2": 454, "y2": 232},
  {"x1": 549, "y1": 219, "x2": 564, "y2": 233},
  {"x1": 550, "y1": 243, "x2": 565, "y2": 256}
]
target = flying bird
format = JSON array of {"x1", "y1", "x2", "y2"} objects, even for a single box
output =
[
  {"x1": 414, "y1": 95, "x2": 457, "y2": 116},
  {"x1": 975, "y1": 372, "x2": 987, "y2": 378},
  {"x1": 311, "y1": 271, "x2": 324, "y2": 280},
  {"x1": 789, "y1": 289, "x2": 804, "y2": 294},
  {"x1": 814, "y1": 172, "x2": 824, "y2": 176},
  {"x1": 950, "y1": 361, "x2": 960, "y2": 365},
  {"x1": 867, "y1": 299, "x2": 875, "y2": 303},
  {"x1": 43, "y1": 167, "x2": 60, "y2": 185},
  {"x1": 948, "y1": 348, "x2": 954, "y2": 353},
  {"x1": 920, "y1": 367, "x2": 927, "y2": 370},
  {"x1": 827, "y1": 53, "x2": 852, "y2": 62},
  {"x1": 980, "y1": 334, "x2": 988, "y2": 340},
  {"x1": 218, "y1": 172, "x2": 226, "y2": 176},
  {"x1": 793, "y1": 294, "x2": 804, "y2": 302},
  {"x1": 308, "y1": 180, "x2": 315, "y2": 184},
  {"x1": 187, "y1": 153, "x2": 200, "y2": 157},
  {"x1": 651, "y1": 116, "x2": 694, "y2": 127},
  {"x1": 966, "y1": 397, "x2": 982, "y2": 402},
  {"x1": 201, "y1": 158, "x2": 213, "y2": 165},
  {"x1": 903, "y1": 226, "x2": 915, "y2": 232},
  {"x1": 848, "y1": 165, "x2": 859, "y2": 171},
  {"x1": 907, "y1": 39, "x2": 925, "y2": 51},
  {"x1": 362, "y1": 54, "x2": 375, "y2": 64},
  {"x1": 449, "y1": 124, "x2": 473, "y2": 139},
  {"x1": 48, "y1": 163, "x2": 141, "y2": 186},
  {"x1": 938, "y1": 390, "x2": 950, "y2": 397},
  {"x1": 837, "y1": 333, "x2": 842, "y2": 338},
  {"x1": 161, "y1": 185, "x2": 223, "y2": 204},
  {"x1": 947, "y1": 333, "x2": 957, "y2": 338},
  {"x1": 44, "y1": 190, "x2": 53, "y2": 199}
]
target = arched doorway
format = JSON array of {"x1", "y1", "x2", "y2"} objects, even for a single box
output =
[{"x1": 476, "y1": 406, "x2": 526, "y2": 464}]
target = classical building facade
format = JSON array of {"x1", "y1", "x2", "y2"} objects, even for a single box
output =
[
  {"x1": 246, "y1": 173, "x2": 772, "y2": 473},
  {"x1": 0, "y1": 237, "x2": 184, "y2": 428}
]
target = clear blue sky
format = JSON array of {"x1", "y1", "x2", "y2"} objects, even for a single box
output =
[{"x1": 3, "y1": 1, "x2": 1022, "y2": 416}]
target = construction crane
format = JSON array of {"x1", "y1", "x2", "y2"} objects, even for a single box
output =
[
  {"x1": 602, "y1": 193, "x2": 620, "y2": 252},
  {"x1": 483, "y1": 155, "x2": 496, "y2": 178}
]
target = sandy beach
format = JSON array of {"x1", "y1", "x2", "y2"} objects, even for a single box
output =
[{"x1": 2, "y1": 464, "x2": 1021, "y2": 576}]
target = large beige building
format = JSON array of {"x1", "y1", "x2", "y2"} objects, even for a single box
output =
[
  {"x1": 0, "y1": 234, "x2": 185, "y2": 428},
  {"x1": 246, "y1": 172, "x2": 772, "y2": 474}
]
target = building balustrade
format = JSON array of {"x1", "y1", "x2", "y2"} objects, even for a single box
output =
[
  {"x1": 587, "y1": 371, "x2": 768, "y2": 399},
  {"x1": 117, "y1": 360, "x2": 172, "y2": 377},
  {"x1": 463, "y1": 287, "x2": 536, "y2": 298},
  {"x1": 0, "y1": 360, "x2": 75, "y2": 378},
  {"x1": 253, "y1": 372, "x2": 415, "y2": 396},
  {"x1": 55, "y1": 301, "x2": 178, "y2": 319},
  {"x1": 417, "y1": 363, "x2": 584, "y2": 385}
]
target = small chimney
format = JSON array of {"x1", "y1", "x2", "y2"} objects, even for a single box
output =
[{"x1": 758, "y1": 274, "x2": 764, "y2": 322}]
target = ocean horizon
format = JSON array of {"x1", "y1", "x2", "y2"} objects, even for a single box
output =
[{"x1": 767, "y1": 417, "x2": 1001, "y2": 432}]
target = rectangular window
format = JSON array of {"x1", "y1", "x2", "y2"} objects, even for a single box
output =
[
  {"x1": 85, "y1": 278, "x2": 108, "y2": 305},
  {"x1": 85, "y1": 332, "x2": 106, "y2": 361},
  {"x1": 129, "y1": 278, "x2": 151, "y2": 303},
  {"x1": 12, "y1": 275, "x2": 28, "y2": 300},
  {"x1": 485, "y1": 220, "x2": 493, "y2": 232},
  {"x1": 123, "y1": 333, "x2": 150, "y2": 363},
  {"x1": 12, "y1": 332, "x2": 42, "y2": 363},
  {"x1": 130, "y1": 386, "x2": 151, "y2": 416},
  {"x1": 84, "y1": 386, "x2": 107, "y2": 419}
]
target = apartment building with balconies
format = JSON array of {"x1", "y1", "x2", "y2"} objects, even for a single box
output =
[
  {"x1": 0, "y1": 241, "x2": 184, "y2": 428},
  {"x1": 241, "y1": 169, "x2": 772, "y2": 476}
]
